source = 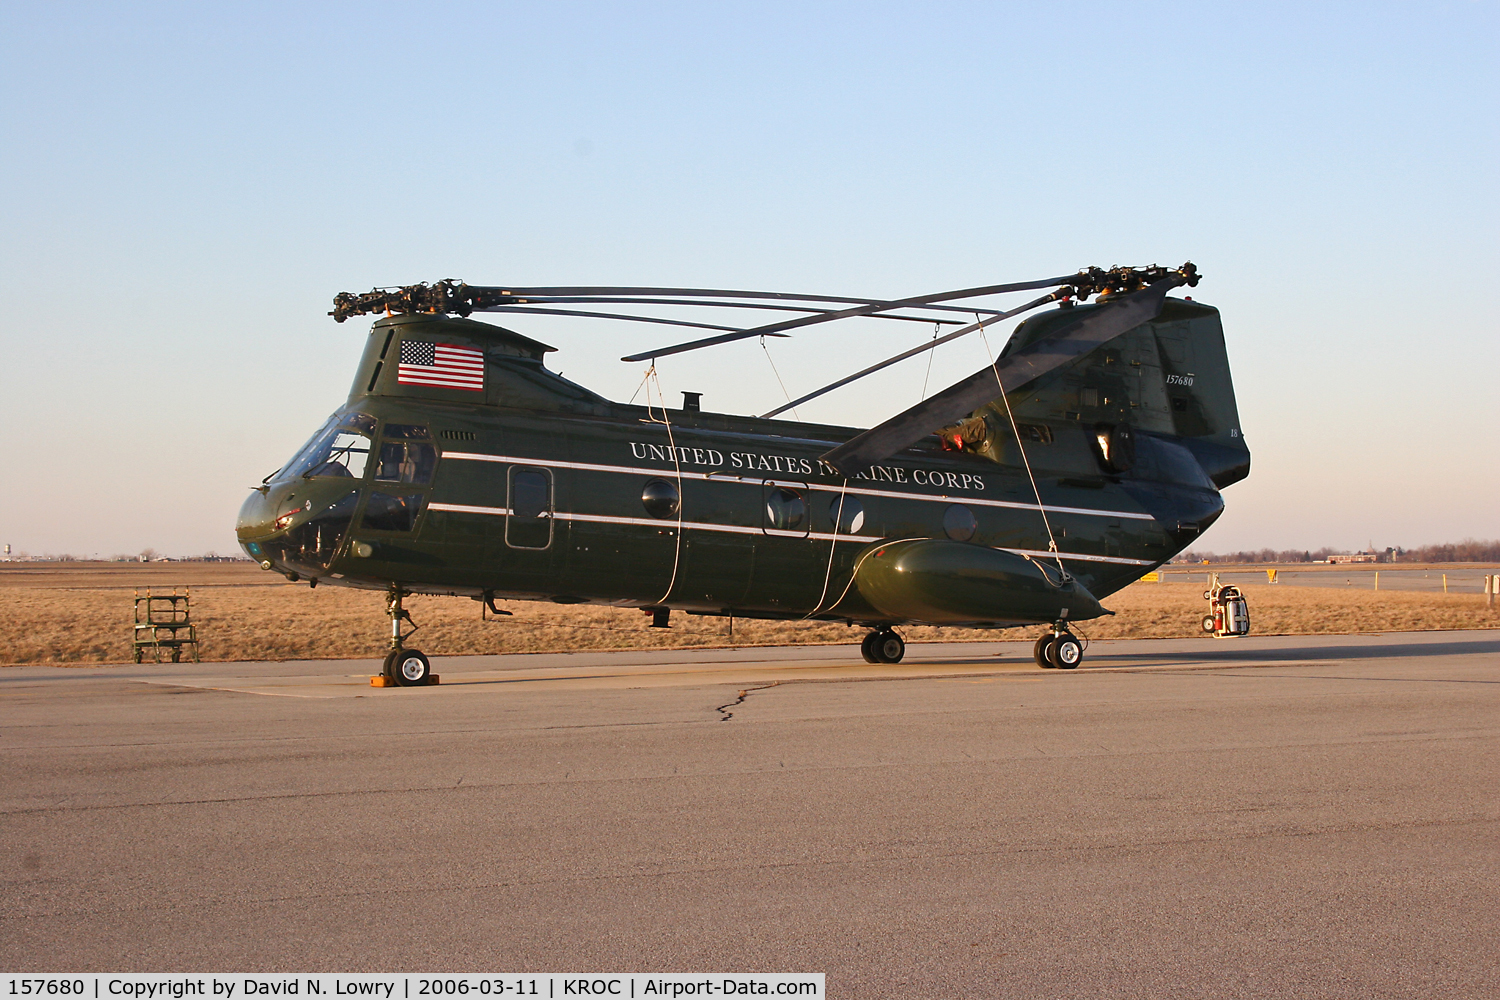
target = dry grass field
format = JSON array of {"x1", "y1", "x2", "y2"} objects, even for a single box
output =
[{"x1": 2, "y1": 561, "x2": 1495, "y2": 666}]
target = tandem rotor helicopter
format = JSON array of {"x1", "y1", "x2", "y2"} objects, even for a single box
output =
[{"x1": 236, "y1": 262, "x2": 1248, "y2": 684}]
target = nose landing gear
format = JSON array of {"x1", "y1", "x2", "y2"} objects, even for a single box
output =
[
  {"x1": 377, "y1": 587, "x2": 436, "y2": 686},
  {"x1": 860, "y1": 628, "x2": 906, "y2": 664},
  {"x1": 1034, "y1": 627, "x2": 1084, "y2": 669}
]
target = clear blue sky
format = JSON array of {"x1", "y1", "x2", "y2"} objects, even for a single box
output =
[{"x1": 2, "y1": 2, "x2": 1495, "y2": 557}]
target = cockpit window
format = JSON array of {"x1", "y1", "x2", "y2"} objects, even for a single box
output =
[
  {"x1": 260, "y1": 489, "x2": 359, "y2": 571},
  {"x1": 362, "y1": 492, "x2": 426, "y2": 532},
  {"x1": 375, "y1": 440, "x2": 437, "y2": 484},
  {"x1": 276, "y1": 413, "x2": 375, "y2": 481}
]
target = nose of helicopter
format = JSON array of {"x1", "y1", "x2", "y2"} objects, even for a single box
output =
[
  {"x1": 236, "y1": 483, "x2": 302, "y2": 566},
  {"x1": 237, "y1": 479, "x2": 361, "y2": 574},
  {"x1": 237, "y1": 489, "x2": 277, "y2": 562},
  {"x1": 237, "y1": 489, "x2": 276, "y2": 539}
]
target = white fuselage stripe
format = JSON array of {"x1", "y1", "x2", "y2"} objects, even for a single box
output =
[
  {"x1": 425, "y1": 503, "x2": 1151, "y2": 564},
  {"x1": 441, "y1": 451, "x2": 1154, "y2": 520},
  {"x1": 428, "y1": 502, "x2": 511, "y2": 516}
]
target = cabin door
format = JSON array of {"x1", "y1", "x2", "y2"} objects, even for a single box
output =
[
  {"x1": 745, "y1": 480, "x2": 826, "y2": 613},
  {"x1": 559, "y1": 464, "x2": 678, "y2": 604},
  {"x1": 670, "y1": 476, "x2": 754, "y2": 609}
]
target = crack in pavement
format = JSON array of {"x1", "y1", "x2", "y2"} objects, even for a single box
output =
[{"x1": 716, "y1": 681, "x2": 780, "y2": 721}]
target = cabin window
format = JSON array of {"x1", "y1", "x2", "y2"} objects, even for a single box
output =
[
  {"x1": 641, "y1": 478, "x2": 680, "y2": 519},
  {"x1": 764, "y1": 487, "x2": 807, "y2": 533},
  {"x1": 943, "y1": 504, "x2": 977, "y2": 542},
  {"x1": 1014, "y1": 423, "x2": 1053, "y2": 444},
  {"x1": 375, "y1": 440, "x2": 437, "y2": 484},
  {"x1": 1092, "y1": 423, "x2": 1134, "y2": 473},
  {"x1": 361, "y1": 492, "x2": 425, "y2": 532},
  {"x1": 506, "y1": 467, "x2": 553, "y2": 549},
  {"x1": 512, "y1": 471, "x2": 550, "y2": 518},
  {"x1": 829, "y1": 494, "x2": 865, "y2": 534}
]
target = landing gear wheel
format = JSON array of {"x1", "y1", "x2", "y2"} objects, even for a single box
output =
[
  {"x1": 1048, "y1": 633, "x2": 1083, "y2": 669},
  {"x1": 864, "y1": 630, "x2": 904, "y2": 663},
  {"x1": 1034, "y1": 634, "x2": 1057, "y2": 668},
  {"x1": 392, "y1": 648, "x2": 431, "y2": 686},
  {"x1": 1202, "y1": 614, "x2": 1217, "y2": 633}
]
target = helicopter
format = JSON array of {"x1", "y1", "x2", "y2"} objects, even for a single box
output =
[{"x1": 235, "y1": 262, "x2": 1248, "y2": 683}]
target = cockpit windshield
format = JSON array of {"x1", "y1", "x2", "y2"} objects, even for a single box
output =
[{"x1": 274, "y1": 413, "x2": 377, "y2": 482}]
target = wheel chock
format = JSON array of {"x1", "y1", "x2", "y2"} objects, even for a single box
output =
[{"x1": 369, "y1": 675, "x2": 440, "y2": 687}]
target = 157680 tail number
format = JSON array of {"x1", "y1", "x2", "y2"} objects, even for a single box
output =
[{"x1": 9, "y1": 983, "x2": 87, "y2": 996}]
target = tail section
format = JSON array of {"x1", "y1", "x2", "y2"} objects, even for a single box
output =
[{"x1": 973, "y1": 296, "x2": 1250, "y2": 489}]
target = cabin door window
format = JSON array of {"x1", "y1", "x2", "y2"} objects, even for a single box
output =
[
  {"x1": 506, "y1": 467, "x2": 553, "y2": 549},
  {"x1": 763, "y1": 484, "x2": 809, "y2": 536}
]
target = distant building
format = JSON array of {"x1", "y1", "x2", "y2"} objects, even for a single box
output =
[{"x1": 1328, "y1": 551, "x2": 1380, "y2": 564}]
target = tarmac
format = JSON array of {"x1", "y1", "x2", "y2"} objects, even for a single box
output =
[{"x1": 3, "y1": 631, "x2": 1497, "y2": 997}]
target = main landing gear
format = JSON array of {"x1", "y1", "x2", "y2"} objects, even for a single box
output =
[
  {"x1": 861, "y1": 628, "x2": 906, "y2": 664},
  {"x1": 380, "y1": 587, "x2": 434, "y2": 686},
  {"x1": 1034, "y1": 627, "x2": 1084, "y2": 669}
]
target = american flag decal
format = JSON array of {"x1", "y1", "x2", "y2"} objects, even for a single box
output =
[{"x1": 397, "y1": 341, "x2": 484, "y2": 391}]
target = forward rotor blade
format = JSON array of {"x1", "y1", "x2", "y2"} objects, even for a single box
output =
[
  {"x1": 759, "y1": 291, "x2": 1063, "y2": 419},
  {"x1": 819, "y1": 275, "x2": 1188, "y2": 475},
  {"x1": 620, "y1": 274, "x2": 1077, "y2": 362},
  {"x1": 334, "y1": 280, "x2": 1008, "y2": 324},
  {"x1": 470, "y1": 285, "x2": 1005, "y2": 315},
  {"x1": 495, "y1": 296, "x2": 963, "y2": 324}
]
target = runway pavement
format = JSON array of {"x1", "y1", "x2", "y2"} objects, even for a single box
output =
[{"x1": 3, "y1": 632, "x2": 1498, "y2": 997}]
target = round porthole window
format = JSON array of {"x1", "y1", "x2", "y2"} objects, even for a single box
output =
[
  {"x1": 765, "y1": 487, "x2": 806, "y2": 531},
  {"x1": 641, "y1": 478, "x2": 680, "y2": 519},
  {"x1": 943, "y1": 503, "x2": 977, "y2": 542},
  {"x1": 829, "y1": 494, "x2": 865, "y2": 533}
]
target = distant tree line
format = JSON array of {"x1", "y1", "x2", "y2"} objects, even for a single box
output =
[
  {"x1": 1176, "y1": 539, "x2": 1500, "y2": 564},
  {"x1": 3, "y1": 550, "x2": 251, "y2": 562},
  {"x1": 1392, "y1": 539, "x2": 1500, "y2": 563},
  {"x1": 1175, "y1": 548, "x2": 1339, "y2": 564}
]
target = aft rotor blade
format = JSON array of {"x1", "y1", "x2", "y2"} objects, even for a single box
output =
[
  {"x1": 819, "y1": 275, "x2": 1188, "y2": 475},
  {"x1": 759, "y1": 291, "x2": 1063, "y2": 419},
  {"x1": 471, "y1": 305, "x2": 744, "y2": 333},
  {"x1": 620, "y1": 274, "x2": 1078, "y2": 362}
]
